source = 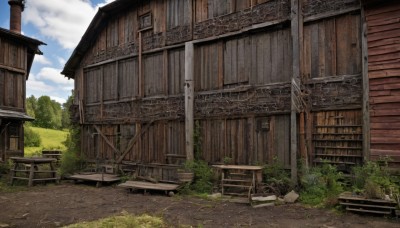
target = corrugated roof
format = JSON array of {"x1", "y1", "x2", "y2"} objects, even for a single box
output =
[
  {"x1": 0, "y1": 109, "x2": 34, "y2": 121},
  {"x1": 61, "y1": 0, "x2": 135, "y2": 78}
]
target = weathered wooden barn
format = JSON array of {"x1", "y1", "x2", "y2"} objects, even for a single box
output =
[
  {"x1": 0, "y1": 0, "x2": 45, "y2": 161},
  {"x1": 62, "y1": 0, "x2": 400, "y2": 181}
]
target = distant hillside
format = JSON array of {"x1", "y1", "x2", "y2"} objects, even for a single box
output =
[{"x1": 25, "y1": 127, "x2": 69, "y2": 156}]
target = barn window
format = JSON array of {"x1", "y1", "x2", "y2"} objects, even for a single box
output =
[
  {"x1": 139, "y1": 13, "x2": 152, "y2": 30},
  {"x1": 8, "y1": 124, "x2": 19, "y2": 151}
]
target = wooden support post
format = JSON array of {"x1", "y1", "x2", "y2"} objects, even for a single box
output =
[
  {"x1": 290, "y1": 0, "x2": 300, "y2": 185},
  {"x1": 185, "y1": 42, "x2": 194, "y2": 161},
  {"x1": 361, "y1": 7, "x2": 370, "y2": 162}
]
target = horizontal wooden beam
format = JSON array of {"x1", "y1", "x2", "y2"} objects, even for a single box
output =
[
  {"x1": 0, "y1": 64, "x2": 26, "y2": 74},
  {"x1": 303, "y1": 6, "x2": 361, "y2": 23}
]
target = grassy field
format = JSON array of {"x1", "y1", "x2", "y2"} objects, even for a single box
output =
[{"x1": 25, "y1": 127, "x2": 69, "y2": 157}]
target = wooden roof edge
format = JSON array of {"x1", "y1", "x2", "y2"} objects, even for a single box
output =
[
  {"x1": 0, "y1": 27, "x2": 46, "y2": 54},
  {"x1": 62, "y1": 0, "x2": 136, "y2": 79}
]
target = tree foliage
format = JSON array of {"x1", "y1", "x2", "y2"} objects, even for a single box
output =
[{"x1": 25, "y1": 92, "x2": 73, "y2": 130}]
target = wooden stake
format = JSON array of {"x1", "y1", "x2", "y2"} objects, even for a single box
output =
[{"x1": 185, "y1": 42, "x2": 194, "y2": 161}]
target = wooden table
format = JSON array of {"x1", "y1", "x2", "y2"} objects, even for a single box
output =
[
  {"x1": 212, "y1": 165, "x2": 263, "y2": 197},
  {"x1": 10, "y1": 157, "x2": 58, "y2": 187}
]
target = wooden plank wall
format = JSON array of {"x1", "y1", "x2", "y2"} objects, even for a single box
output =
[
  {"x1": 119, "y1": 58, "x2": 139, "y2": 99},
  {"x1": 168, "y1": 48, "x2": 185, "y2": 94},
  {"x1": 199, "y1": 115, "x2": 290, "y2": 167},
  {"x1": 167, "y1": 0, "x2": 191, "y2": 29},
  {"x1": 144, "y1": 53, "x2": 165, "y2": 96},
  {"x1": 0, "y1": 70, "x2": 25, "y2": 110},
  {"x1": 302, "y1": 13, "x2": 363, "y2": 167},
  {"x1": 195, "y1": 27, "x2": 292, "y2": 91},
  {"x1": 366, "y1": 2, "x2": 400, "y2": 166},
  {"x1": 0, "y1": 37, "x2": 27, "y2": 111},
  {"x1": 303, "y1": 14, "x2": 361, "y2": 79},
  {"x1": 312, "y1": 110, "x2": 363, "y2": 168}
]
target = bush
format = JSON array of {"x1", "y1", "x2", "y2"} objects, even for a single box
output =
[
  {"x1": 24, "y1": 126, "x2": 41, "y2": 147},
  {"x1": 300, "y1": 163, "x2": 343, "y2": 206},
  {"x1": 352, "y1": 158, "x2": 399, "y2": 199},
  {"x1": 263, "y1": 157, "x2": 291, "y2": 196},
  {"x1": 59, "y1": 125, "x2": 83, "y2": 176},
  {"x1": 179, "y1": 160, "x2": 215, "y2": 195}
]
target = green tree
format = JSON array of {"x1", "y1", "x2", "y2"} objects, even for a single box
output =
[
  {"x1": 26, "y1": 95, "x2": 37, "y2": 119},
  {"x1": 35, "y1": 96, "x2": 62, "y2": 129},
  {"x1": 61, "y1": 91, "x2": 74, "y2": 129}
]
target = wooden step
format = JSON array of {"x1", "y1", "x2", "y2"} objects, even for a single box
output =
[
  {"x1": 222, "y1": 184, "x2": 252, "y2": 188},
  {"x1": 346, "y1": 207, "x2": 392, "y2": 215},
  {"x1": 340, "y1": 202, "x2": 396, "y2": 210},
  {"x1": 222, "y1": 179, "x2": 252, "y2": 183}
]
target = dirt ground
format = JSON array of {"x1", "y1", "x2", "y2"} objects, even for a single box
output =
[{"x1": 0, "y1": 182, "x2": 398, "y2": 228}]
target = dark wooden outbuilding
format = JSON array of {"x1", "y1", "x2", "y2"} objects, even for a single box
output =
[
  {"x1": 0, "y1": 1, "x2": 45, "y2": 161},
  {"x1": 62, "y1": 0, "x2": 399, "y2": 181}
]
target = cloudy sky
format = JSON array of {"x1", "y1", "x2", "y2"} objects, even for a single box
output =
[{"x1": 0, "y1": 0, "x2": 116, "y2": 104}]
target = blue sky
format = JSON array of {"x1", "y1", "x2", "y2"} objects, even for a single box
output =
[{"x1": 0, "y1": 0, "x2": 115, "y2": 104}]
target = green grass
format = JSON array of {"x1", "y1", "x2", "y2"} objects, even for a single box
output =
[
  {"x1": 24, "y1": 127, "x2": 69, "y2": 157},
  {"x1": 65, "y1": 213, "x2": 168, "y2": 228}
]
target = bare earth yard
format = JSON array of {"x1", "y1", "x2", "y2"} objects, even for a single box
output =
[{"x1": 0, "y1": 183, "x2": 398, "y2": 228}]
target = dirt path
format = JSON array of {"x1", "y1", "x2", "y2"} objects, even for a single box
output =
[{"x1": 0, "y1": 183, "x2": 398, "y2": 227}]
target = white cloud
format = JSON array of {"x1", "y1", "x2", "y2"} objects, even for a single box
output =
[
  {"x1": 34, "y1": 55, "x2": 51, "y2": 65},
  {"x1": 36, "y1": 67, "x2": 74, "y2": 86},
  {"x1": 97, "y1": 0, "x2": 116, "y2": 8},
  {"x1": 50, "y1": 96, "x2": 67, "y2": 104},
  {"x1": 27, "y1": 72, "x2": 73, "y2": 104},
  {"x1": 57, "y1": 56, "x2": 67, "y2": 66},
  {"x1": 24, "y1": 0, "x2": 116, "y2": 50},
  {"x1": 26, "y1": 73, "x2": 56, "y2": 93}
]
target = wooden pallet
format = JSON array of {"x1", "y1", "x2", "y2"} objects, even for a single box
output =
[{"x1": 338, "y1": 193, "x2": 397, "y2": 216}]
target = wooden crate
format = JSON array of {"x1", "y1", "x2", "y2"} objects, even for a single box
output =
[{"x1": 339, "y1": 193, "x2": 397, "y2": 216}]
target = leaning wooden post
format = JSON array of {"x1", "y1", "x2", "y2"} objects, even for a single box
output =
[
  {"x1": 185, "y1": 42, "x2": 194, "y2": 161},
  {"x1": 290, "y1": 0, "x2": 300, "y2": 185},
  {"x1": 361, "y1": 6, "x2": 370, "y2": 162}
]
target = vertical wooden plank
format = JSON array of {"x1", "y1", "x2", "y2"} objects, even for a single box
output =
[
  {"x1": 218, "y1": 41, "x2": 224, "y2": 89},
  {"x1": 138, "y1": 32, "x2": 144, "y2": 97},
  {"x1": 318, "y1": 22, "x2": 326, "y2": 77},
  {"x1": 310, "y1": 23, "x2": 319, "y2": 78},
  {"x1": 224, "y1": 40, "x2": 232, "y2": 85},
  {"x1": 163, "y1": 50, "x2": 168, "y2": 95},
  {"x1": 361, "y1": 9, "x2": 370, "y2": 162},
  {"x1": 290, "y1": 0, "x2": 300, "y2": 184},
  {"x1": 231, "y1": 39, "x2": 238, "y2": 84},
  {"x1": 185, "y1": 42, "x2": 194, "y2": 161},
  {"x1": 336, "y1": 15, "x2": 350, "y2": 75}
]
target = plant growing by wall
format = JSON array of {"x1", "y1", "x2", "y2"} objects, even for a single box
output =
[
  {"x1": 179, "y1": 121, "x2": 215, "y2": 194},
  {"x1": 262, "y1": 157, "x2": 291, "y2": 196},
  {"x1": 59, "y1": 124, "x2": 83, "y2": 176},
  {"x1": 352, "y1": 157, "x2": 399, "y2": 200},
  {"x1": 299, "y1": 163, "x2": 343, "y2": 207}
]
